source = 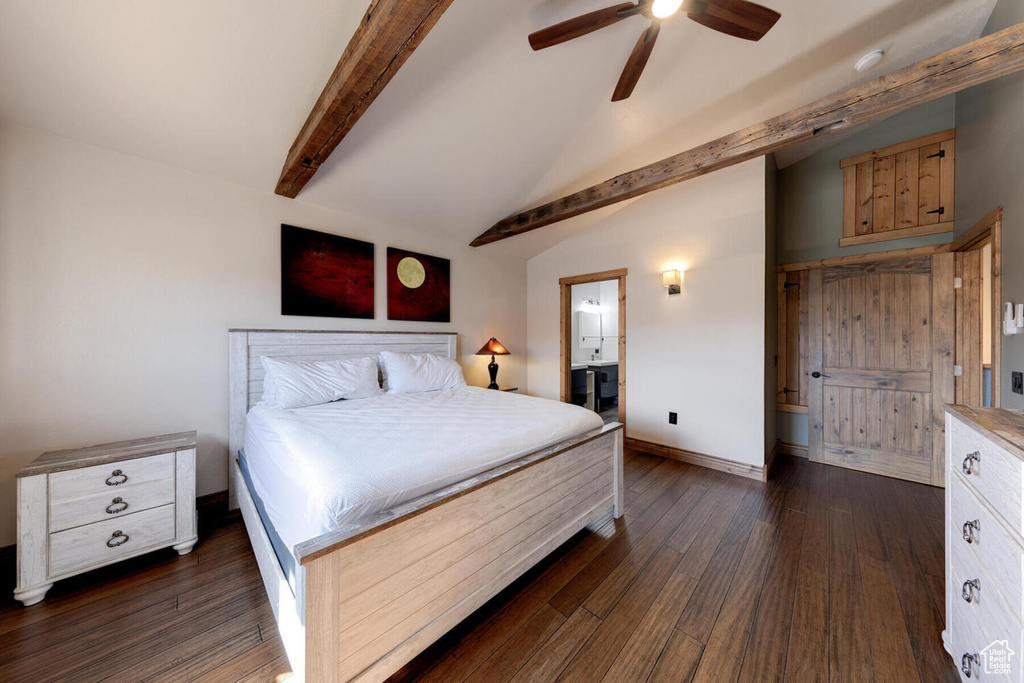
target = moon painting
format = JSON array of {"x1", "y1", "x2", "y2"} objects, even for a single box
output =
[
  {"x1": 281, "y1": 224, "x2": 374, "y2": 319},
  {"x1": 387, "y1": 247, "x2": 451, "y2": 322}
]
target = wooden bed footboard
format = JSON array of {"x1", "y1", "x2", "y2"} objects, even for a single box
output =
[{"x1": 298, "y1": 423, "x2": 623, "y2": 683}]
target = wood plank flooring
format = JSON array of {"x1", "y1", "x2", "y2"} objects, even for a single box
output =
[{"x1": 0, "y1": 450, "x2": 958, "y2": 682}]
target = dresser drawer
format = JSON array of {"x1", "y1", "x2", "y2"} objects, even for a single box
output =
[
  {"x1": 49, "y1": 452, "x2": 174, "y2": 503},
  {"x1": 951, "y1": 474, "x2": 1024, "y2": 625},
  {"x1": 49, "y1": 475, "x2": 175, "y2": 533},
  {"x1": 948, "y1": 585, "x2": 1018, "y2": 681},
  {"x1": 49, "y1": 504, "x2": 176, "y2": 578},
  {"x1": 951, "y1": 514, "x2": 1023, "y2": 640},
  {"x1": 950, "y1": 416, "x2": 1024, "y2": 536}
]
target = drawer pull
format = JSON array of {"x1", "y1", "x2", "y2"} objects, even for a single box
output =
[
  {"x1": 105, "y1": 469, "x2": 128, "y2": 486},
  {"x1": 106, "y1": 530, "x2": 129, "y2": 548},
  {"x1": 105, "y1": 497, "x2": 129, "y2": 515},
  {"x1": 962, "y1": 451, "x2": 981, "y2": 474},
  {"x1": 961, "y1": 652, "x2": 979, "y2": 677},
  {"x1": 962, "y1": 519, "x2": 980, "y2": 544},
  {"x1": 961, "y1": 578, "x2": 980, "y2": 602}
]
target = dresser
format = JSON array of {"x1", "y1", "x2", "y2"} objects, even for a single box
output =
[
  {"x1": 944, "y1": 406, "x2": 1024, "y2": 680},
  {"x1": 14, "y1": 431, "x2": 198, "y2": 606}
]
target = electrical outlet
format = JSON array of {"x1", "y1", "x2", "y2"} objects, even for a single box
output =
[
  {"x1": 669, "y1": 412, "x2": 677, "y2": 425},
  {"x1": 1013, "y1": 371, "x2": 1023, "y2": 395}
]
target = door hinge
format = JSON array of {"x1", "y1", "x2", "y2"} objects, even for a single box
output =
[
  {"x1": 954, "y1": 277, "x2": 963, "y2": 289},
  {"x1": 954, "y1": 365, "x2": 963, "y2": 377},
  {"x1": 925, "y1": 207, "x2": 945, "y2": 216},
  {"x1": 926, "y1": 149, "x2": 946, "y2": 159}
]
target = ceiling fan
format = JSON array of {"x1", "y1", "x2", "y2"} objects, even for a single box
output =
[{"x1": 529, "y1": 0, "x2": 781, "y2": 101}]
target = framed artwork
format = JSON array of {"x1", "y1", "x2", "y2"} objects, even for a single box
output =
[
  {"x1": 281, "y1": 224, "x2": 374, "y2": 319},
  {"x1": 387, "y1": 247, "x2": 451, "y2": 322}
]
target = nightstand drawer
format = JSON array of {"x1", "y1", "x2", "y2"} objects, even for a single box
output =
[
  {"x1": 49, "y1": 476, "x2": 175, "y2": 533},
  {"x1": 49, "y1": 452, "x2": 174, "y2": 503},
  {"x1": 49, "y1": 504, "x2": 176, "y2": 578},
  {"x1": 950, "y1": 416, "x2": 1024, "y2": 536}
]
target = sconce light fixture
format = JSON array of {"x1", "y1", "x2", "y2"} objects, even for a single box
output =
[
  {"x1": 662, "y1": 270, "x2": 681, "y2": 295},
  {"x1": 580, "y1": 298, "x2": 601, "y2": 313}
]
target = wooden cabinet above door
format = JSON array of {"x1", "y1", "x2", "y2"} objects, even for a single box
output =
[{"x1": 840, "y1": 129, "x2": 955, "y2": 247}]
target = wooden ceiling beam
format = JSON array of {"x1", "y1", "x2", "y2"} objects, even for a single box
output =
[
  {"x1": 471, "y1": 23, "x2": 1024, "y2": 247},
  {"x1": 276, "y1": 0, "x2": 456, "y2": 198}
]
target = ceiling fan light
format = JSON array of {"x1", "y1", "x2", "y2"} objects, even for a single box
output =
[{"x1": 651, "y1": 0, "x2": 684, "y2": 19}]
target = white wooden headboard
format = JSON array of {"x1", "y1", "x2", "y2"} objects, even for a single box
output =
[{"x1": 227, "y1": 329, "x2": 458, "y2": 507}]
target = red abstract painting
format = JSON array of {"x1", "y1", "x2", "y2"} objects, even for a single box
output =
[
  {"x1": 281, "y1": 225, "x2": 374, "y2": 319},
  {"x1": 387, "y1": 247, "x2": 451, "y2": 322}
]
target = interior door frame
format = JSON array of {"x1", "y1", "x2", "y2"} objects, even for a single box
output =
[
  {"x1": 950, "y1": 207, "x2": 1003, "y2": 407},
  {"x1": 559, "y1": 269, "x2": 627, "y2": 425}
]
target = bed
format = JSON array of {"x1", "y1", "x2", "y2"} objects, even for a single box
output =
[{"x1": 228, "y1": 329, "x2": 624, "y2": 683}]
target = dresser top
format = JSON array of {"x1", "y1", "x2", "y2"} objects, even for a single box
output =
[
  {"x1": 18, "y1": 431, "x2": 197, "y2": 477},
  {"x1": 946, "y1": 405, "x2": 1024, "y2": 462}
]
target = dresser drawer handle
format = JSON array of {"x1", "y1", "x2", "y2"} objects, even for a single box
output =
[
  {"x1": 962, "y1": 519, "x2": 980, "y2": 544},
  {"x1": 962, "y1": 652, "x2": 979, "y2": 677},
  {"x1": 106, "y1": 530, "x2": 129, "y2": 548},
  {"x1": 962, "y1": 451, "x2": 981, "y2": 474},
  {"x1": 105, "y1": 469, "x2": 128, "y2": 486},
  {"x1": 961, "y1": 578, "x2": 980, "y2": 602},
  {"x1": 105, "y1": 497, "x2": 129, "y2": 515}
]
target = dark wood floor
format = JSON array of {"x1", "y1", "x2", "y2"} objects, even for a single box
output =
[{"x1": 0, "y1": 451, "x2": 958, "y2": 682}]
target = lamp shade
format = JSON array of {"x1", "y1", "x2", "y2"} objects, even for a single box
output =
[{"x1": 476, "y1": 337, "x2": 510, "y2": 355}]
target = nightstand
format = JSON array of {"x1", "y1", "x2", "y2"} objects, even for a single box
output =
[
  {"x1": 14, "y1": 431, "x2": 198, "y2": 606},
  {"x1": 497, "y1": 386, "x2": 518, "y2": 393}
]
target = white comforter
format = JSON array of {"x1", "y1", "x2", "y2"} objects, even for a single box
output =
[{"x1": 243, "y1": 386, "x2": 604, "y2": 557}]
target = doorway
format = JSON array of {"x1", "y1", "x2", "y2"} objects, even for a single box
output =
[
  {"x1": 784, "y1": 209, "x2": 1003, "y2": 486},
  {"x1": 951, "y1": 208, "x2": 1002, "y2": 408},
  {"x1": 559, "y1": 269, "x2": 626, "y2": 426},
  {"x1": 806, "y1": 254, "x2": 952, "y2": 486}
]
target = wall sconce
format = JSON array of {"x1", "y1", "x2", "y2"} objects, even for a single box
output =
[
  {"x1": 580, "y1": 298, "x2": 601, "y2": 313},
  {"x1": 662, "y1": 270, "x2": 681, "y2": 295}
]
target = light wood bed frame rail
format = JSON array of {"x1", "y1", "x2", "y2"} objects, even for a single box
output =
[{"x1": 228, "y1": 329, "x2": 624, "y2": 682}]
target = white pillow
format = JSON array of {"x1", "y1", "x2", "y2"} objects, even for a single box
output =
[
  {"x1": 379, "y1": 351, "x2": 466, "y2": 394},
  {"x1": 260, "y1": 356, "x2": 382, "y2": 409}
]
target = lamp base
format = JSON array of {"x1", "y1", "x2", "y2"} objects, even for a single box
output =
[{"x1": 487, "y1": 356, "x2": 499, "y2": 390}]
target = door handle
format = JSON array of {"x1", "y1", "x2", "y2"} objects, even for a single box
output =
[{"x1": 811, "y1": 371, "x2": 831, "y2": 379}]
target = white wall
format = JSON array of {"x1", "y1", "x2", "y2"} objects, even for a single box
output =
[
  {"x1": 527, "y1": 159, "x2": 768, "y2": 467},
  {"x1": 0, "y1": 125, "x2": 527, "y2": 546}
]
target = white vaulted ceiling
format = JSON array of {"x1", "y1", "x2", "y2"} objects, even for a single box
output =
[{"x1": 0, "y1": 0, "x2": 996, "y2": 257}]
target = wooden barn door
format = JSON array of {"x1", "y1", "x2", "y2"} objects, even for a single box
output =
[{"x1": 808, "y1": 255, "x2": 954, "y2": 485}]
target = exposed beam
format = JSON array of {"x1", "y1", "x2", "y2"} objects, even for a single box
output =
[
  {"x1": 276, "y1": 0, "x2": 456, "y2": 198},
  {"x1": 471, "y1": 23, "x2": 1024, "y2": 247}
]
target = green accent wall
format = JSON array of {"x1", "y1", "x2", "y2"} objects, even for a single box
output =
[
  {"x1": 955, "y1": 1, "x2": 1024, "y2": 411},
  {"x1": 778, "y1": 97, "x2": 957, "y2": 266},
  {"x1": 775, "y1": 96, "x2": 957, "y2": 446}
]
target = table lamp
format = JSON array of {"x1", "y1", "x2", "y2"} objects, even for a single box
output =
[{"x1": 476, "y1": 338, "x2": 510, "y2": 389}]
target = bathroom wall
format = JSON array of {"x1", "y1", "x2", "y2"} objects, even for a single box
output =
[{"x1": 570, "y1": 280, "x2": 618, "y2": 362}]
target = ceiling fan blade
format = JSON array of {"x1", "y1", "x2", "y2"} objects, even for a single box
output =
[
  {"x1": 687, "y1": 0, "x2": 780, "y2": 42},
  {"x1": 611, "y1": 21, "x2": 660, "y2": 102},
  {"x1": 529, "y1": 3, "x2": 638, "y2": 51}
]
